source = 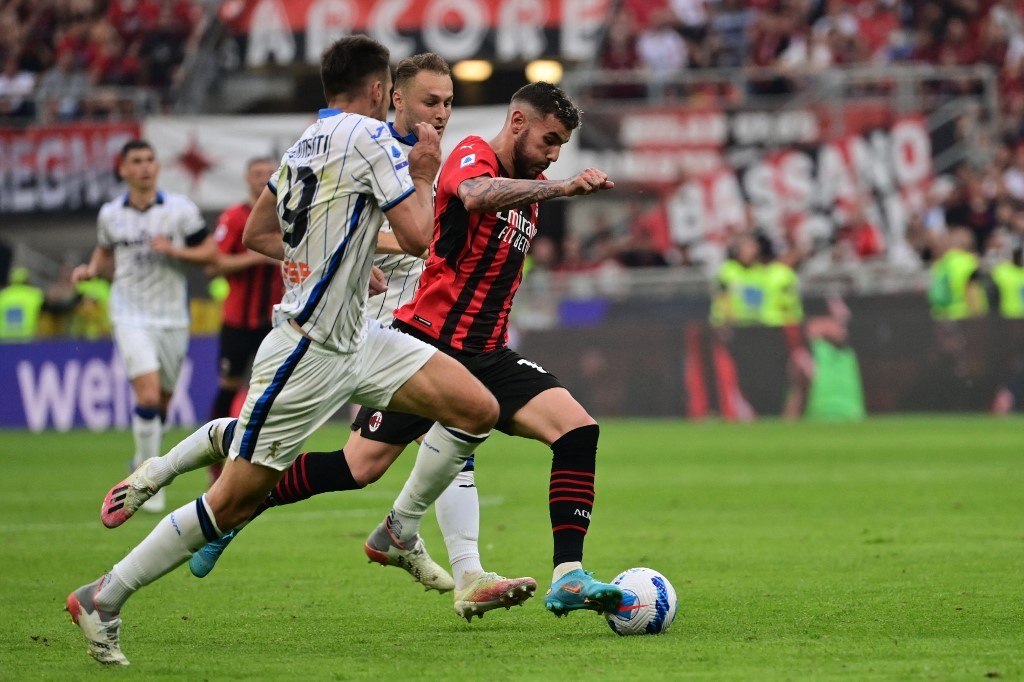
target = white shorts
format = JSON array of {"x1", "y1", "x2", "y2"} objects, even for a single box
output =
[
  {"x1": 228, "y1": 318, "x2": 436, "y2": 470},
  {"x1": 112, "y1": 324, "x2": 189, "y2": 392}
]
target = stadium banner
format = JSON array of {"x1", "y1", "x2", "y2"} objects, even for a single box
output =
[
  {"x1": 0, "y1": 121, "x2": 140, "y2": 213},
  {"x1": 220, "y1": 0, "x2": 612, "y2": 67},
  {"x1": 144, "y1": 108, "x2": 582, "y2": 210},
  {"x1": 574, "y1": 105, "x2": 931, "y2": 262},
  {"x1": 0, "y1": 336, "x2": 218, "y2": 432}
]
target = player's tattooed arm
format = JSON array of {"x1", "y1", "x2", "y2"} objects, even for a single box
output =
[
  {"x1": 458, "y1": 177, "x2": 567, "y2": 213},
  {"x1": 458, "y1": 168, "x2": 613, "y2": 213}
]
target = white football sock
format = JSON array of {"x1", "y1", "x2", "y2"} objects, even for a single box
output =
[
  {"x1": 94, "y1": 495, "x2": 222, "y2": 612},
  {"x1": 435, "y1": 469, "x2": 483, "y2": 590},
  {"x1": 390, "y1": 423, "x2": 488, "y2": 544},
  {"x1": 553, "y1": 561, "x2": 583, "y2": 582},
  {"x1": 146, "y1": 418, "x2": 235, "y2": 487},
  {"x1": 131, "y1": 409, "x2": 162, "y2": 467}
]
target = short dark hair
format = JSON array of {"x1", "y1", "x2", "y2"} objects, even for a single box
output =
[
  {"x1": 394, "y1": 52, "x2": 451, "y2": 90},
  {"x1": 511, "y1": 82, "x2": 581, "y2": 131},
  {"x1": 120, "y1": 139, "x2": 153, "y2": 160},
  {"x1": 320, "y1": 35, "x2": 391, "y2": 101}
]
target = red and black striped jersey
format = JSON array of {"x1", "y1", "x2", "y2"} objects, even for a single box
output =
[
  {"x1": 394, "y1": 135, "x2": 542, "y2": 353},
  {"x1": 214, "y1": 202, "x2": 284, "y2": 330}
]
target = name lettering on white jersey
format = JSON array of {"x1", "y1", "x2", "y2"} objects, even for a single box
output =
[{"x1": 272, "y1": 109, "x2": 416, "y2": 351}]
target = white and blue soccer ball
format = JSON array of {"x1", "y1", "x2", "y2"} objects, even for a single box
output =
[{"x1": 604, "y1": 567, "x2": 678, "y2": 636}]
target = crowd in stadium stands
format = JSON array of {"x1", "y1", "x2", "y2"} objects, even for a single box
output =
[
  {"x1": 0, "y1": 0, "x2": 206, "y2": 121},
  {"x1": 602, "y1": 1, "x2": 1024, "y2": 88},
  {"x1": 542, "y1": 0, "x2": 1023, "y2": 284}
]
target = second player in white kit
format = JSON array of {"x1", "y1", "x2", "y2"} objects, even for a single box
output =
[{"x1": 74, "y1": 140, "x2": 217, "y2": 515}]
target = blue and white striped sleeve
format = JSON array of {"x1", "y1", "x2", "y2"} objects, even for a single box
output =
[{"x1": 356, "y1": 120, "x2": 416, "y2": 211}]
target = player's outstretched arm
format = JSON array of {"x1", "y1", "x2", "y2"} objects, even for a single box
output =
[
  {"x1": 242, "y1": 186, "x2": 286, "y2": 261},
  {"x1": 458, "y1": 167, "x2": 614, "y2": 214},
  {"x1": 72, "y1": 246, "x2": 115, "y2": 283},
  {"x1": 385, "y1": 122, "x2": 441, "y2": 256},
  {"x1": 375, "y1": 230, "x2": 428, "y2": 258},
  {"x1": 207, "y1": 250, "x2": 277, "y2": 277},
  {"x1": 152, "y1": 233, "x2": 218, "y2": 265}
]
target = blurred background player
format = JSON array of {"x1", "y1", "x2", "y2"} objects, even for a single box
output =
[
  {"x1": 204, "y1": 156, "x2": 283, "y2": 482},
  {"x1": 71, "y1": 139, "x2": 215, "y2": 513}
]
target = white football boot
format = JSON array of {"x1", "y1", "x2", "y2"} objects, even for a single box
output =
[
  {"x1": 65, "y1": 578, "x2": 129, "y2": 666},
  {"x1": 364, "y1": 520, "x2": 455, "y2": 592}
]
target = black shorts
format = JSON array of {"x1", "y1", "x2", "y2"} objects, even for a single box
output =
[
  {"x1": 350, "y1": 326, "x2": 563, "y2": 444},
  {"x1": 218, "y1": 324, "x2": 271, "y2": 379}
]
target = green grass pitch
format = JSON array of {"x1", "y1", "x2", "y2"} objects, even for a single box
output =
[{"x1": 1, "y1": 416, "x2": 1022, "y2": 680}]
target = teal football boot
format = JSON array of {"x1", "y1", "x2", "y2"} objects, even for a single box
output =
[
  {"x1": 189, "y1": 528, "x2": 239, "y2": 578},
  {"x1": 544, "y1": 569, "x2": 623, "y2": 617}
]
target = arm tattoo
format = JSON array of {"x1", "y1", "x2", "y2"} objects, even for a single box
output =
[{"x1": 459, "y1": 177, "x2": 565, "y2": 213}]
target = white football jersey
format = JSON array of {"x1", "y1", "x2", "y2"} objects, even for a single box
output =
[
  {"x1": 367, "y1": 250, "x2": 424, "y2": 326},
  {"x1": 367, "y1": 122, "x2": 426, "y2": 326},
  {"x1": 97, "y1": 191, "x2": 206, "y2": 328},
  {"x1": 272, "y1": 109, "x2": 416, "y2": 351}
]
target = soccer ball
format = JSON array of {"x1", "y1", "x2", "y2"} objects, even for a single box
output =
[{"x1": 604, "y1": 567, "x2": 678, "y2": 636}]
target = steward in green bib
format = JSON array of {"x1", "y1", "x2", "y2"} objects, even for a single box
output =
[
  {"x1": 761, "y1": 256, "x2": 803, "y2": 327},
  {"x1": 928, "y1": 229, "x2": 987, "y2": 320},
  {"x1": 991, "y1": 248, "x2": 1024, "y2": 319},
  {"x1": 71, "y1": 277, "x2": 112, "y2": 339},
  {"x1": 711, "y1": 235, "x2": 765, "y2": 326},
  {"x1": 0, "y1": 267, "x2": 45, "y2": 342}
]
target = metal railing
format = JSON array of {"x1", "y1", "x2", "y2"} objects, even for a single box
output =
[
  {"x1": 172, "y1": 0, "x2": 230, "y2": 115},
  {"x1": 0, "y1": 88, "x2": 161, "y2": 126},
  {"x1": 564, "y1": 64, "x2": 999, "y2": 172}
]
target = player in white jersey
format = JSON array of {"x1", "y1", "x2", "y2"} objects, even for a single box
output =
[
  {"x1": 72, "y1": 139, "x2": 216, "y2": 514},
  {"x1": 66, "y1": 36, "x2": 500, "y2": 666},
  {"x1": 180, "y1": 54, "x2": 537, "y2": 621}
]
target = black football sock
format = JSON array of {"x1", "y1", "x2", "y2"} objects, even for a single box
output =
[
  {"x1": 210, "y1": 387, "x2": 237, "y2": 419},
  {"x1": 549, "y1": 424, "x2": 599, "y2": 567},
  {"x1": 250, "y1": 449, "x2": 362, "y2": 520}
]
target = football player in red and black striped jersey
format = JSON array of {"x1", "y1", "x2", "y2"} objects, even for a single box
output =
[{"x1": 375, "y1": 82, "x2": 622, "y2": 618}]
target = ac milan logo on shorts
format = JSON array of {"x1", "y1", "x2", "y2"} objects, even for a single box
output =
[{"x1": 368, "y1": 411, "x2": 383, "y2": 432}]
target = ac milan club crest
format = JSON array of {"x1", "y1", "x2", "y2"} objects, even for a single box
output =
[{"x1": 368, "y1": 411, "x2": 383, "y2": 432}]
